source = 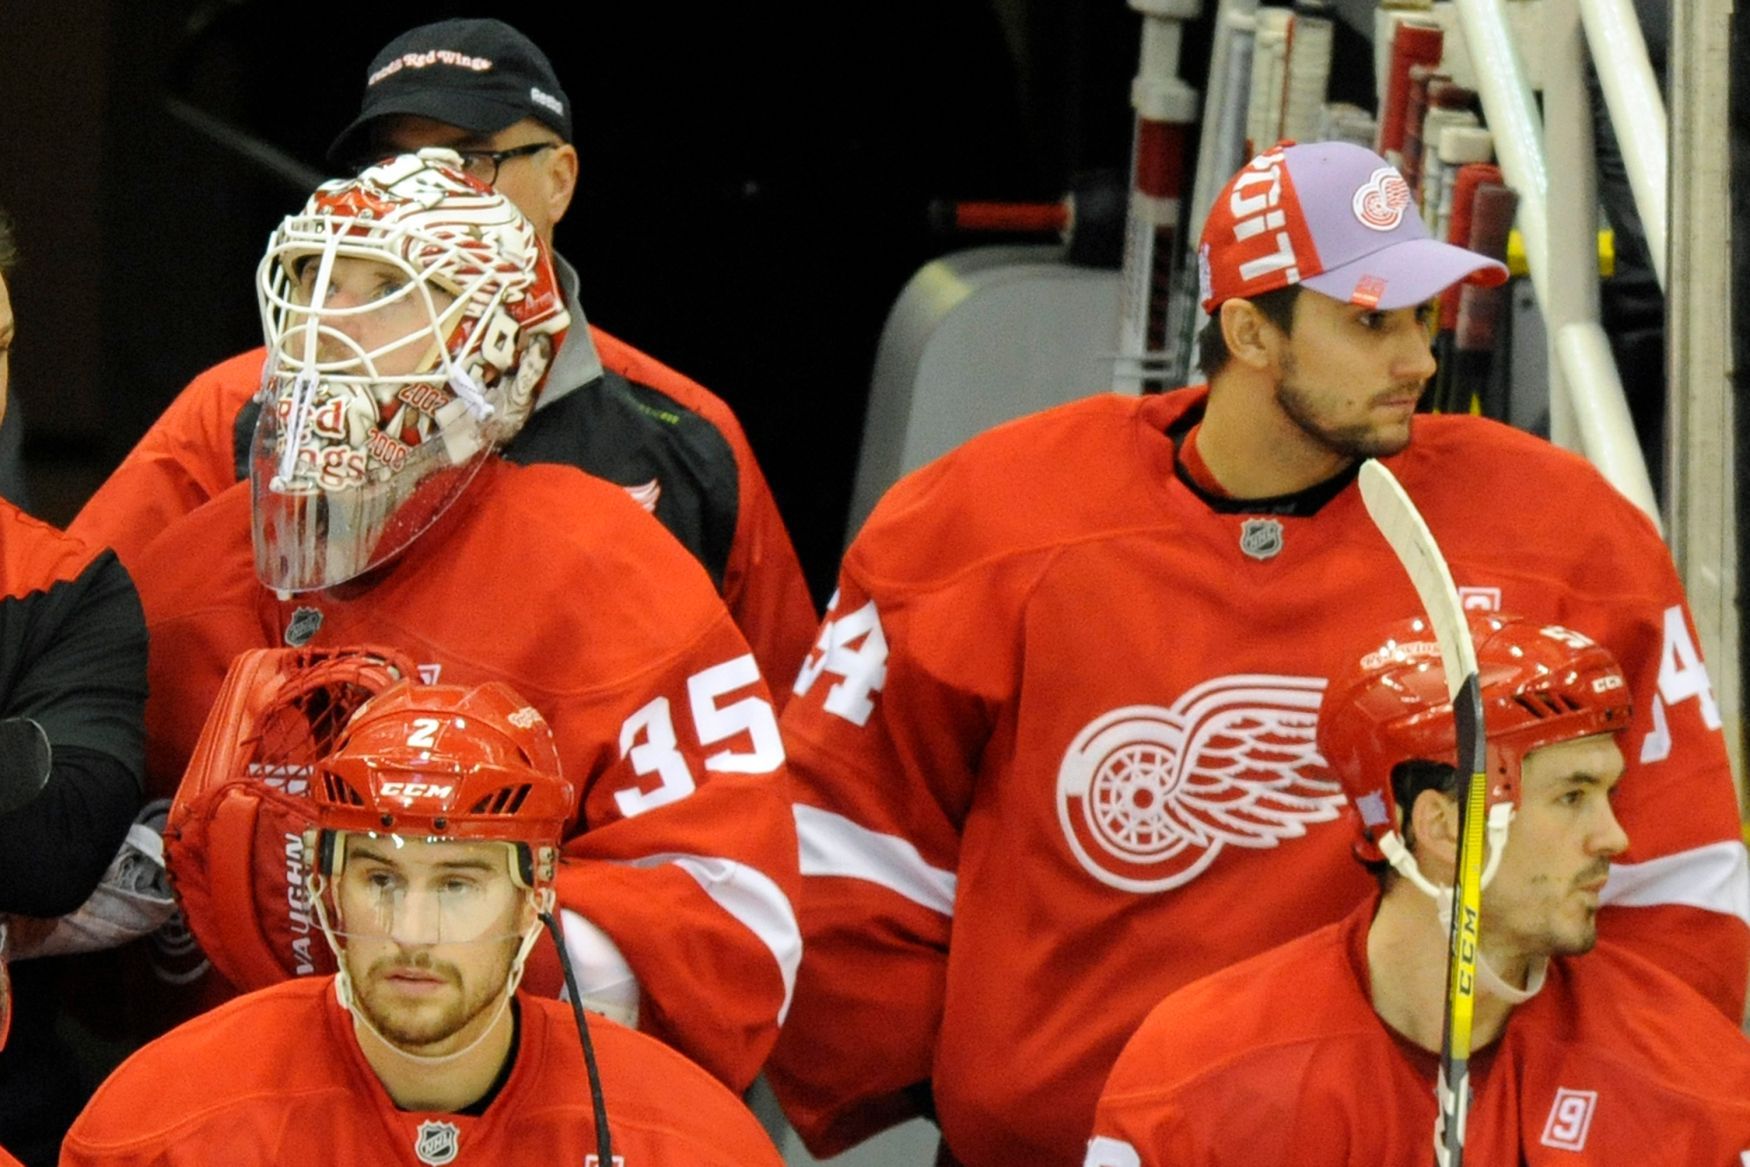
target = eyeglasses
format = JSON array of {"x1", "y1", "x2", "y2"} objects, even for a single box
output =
[{"x1": 452, "y1": 141, "x2": 561, "y2": 185}]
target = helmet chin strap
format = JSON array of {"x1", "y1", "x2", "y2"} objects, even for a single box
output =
[
  {"x1": 1378, "y1": 803, "x2": 1546, "y2": 1003},
  {"x1": 308, "y1": 871, "x2": 553, "y2": 1067}
]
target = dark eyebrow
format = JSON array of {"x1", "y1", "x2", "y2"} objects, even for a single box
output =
[{"x1": 346, "y1": 843, "x2": 497, "y2": 872}]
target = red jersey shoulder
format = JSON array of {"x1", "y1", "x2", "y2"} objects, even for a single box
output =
[
  {"x1": 77, "y1": 977, "x2": 344, "y2": 1133},
  {"x1": 510, "y1": 998, "x2": 782, "y2": 1163},
  {"x1": 188, "y1": 345, "x2": 270, "y2": 412},
  {"x1": 590, "y1": 326, "x2": 749, "y2": 446},
  {"x1": 1389, "y1": 416, "x2": 1658, "y2": 537},
  {"x1": 1541, "y1": 942, "x2": 1750, "y2": 1099},
  {"x1": 0, "y1": 497, "x2": 117, "y2": 600},
  {"x1": 128, "y1": 481, "x2": 257, "y2": 622},
  {"x1": 1118, "y1": 912, "x2": 1366, "y2": 1091},
  {"x1": 448, "y1": 460, "x2": 724, "y2": 608},
  {"x1": 852, "y1": 391, "x2": 1173, "y2": 589}
]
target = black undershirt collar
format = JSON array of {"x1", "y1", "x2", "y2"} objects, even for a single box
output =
[{"x1": 1166, "y1": 411, "x2": 1362, "y2": 517}]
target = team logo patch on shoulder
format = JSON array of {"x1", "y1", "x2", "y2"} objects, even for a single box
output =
[
  {"x1": 625, "y1": 478, "x2": 662, "y2": 513},
  {"x1": 1239, "y1": 517, "x2": 1284, "y2": 560},
  {"x1": 1458, "y1": 585, "x2": 1501, "y2": 611},
  {"x1": 1056, "y1": 676, "x2": 1343, "y2": 892},
  {"x1": 414, "y1": 1120, "x2": 461, "y2": 1165},
  {"x1": 1540, "y1": 1087, "x2": 1598, "y2": 1151}
]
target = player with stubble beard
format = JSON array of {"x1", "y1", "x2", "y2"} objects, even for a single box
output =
[
  {"x1": 766, "y1": 140, "x2": 1749, "y2": 1166},
  {"x1": 1086, "y1": 614, "x2": 1750, "y2": 1165},
  {"x1": 62, "y1": 668, "x2": 785, "y2": 1166}
]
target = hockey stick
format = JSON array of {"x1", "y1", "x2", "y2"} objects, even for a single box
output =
[{"x1": 1356, "y1": 459, "x2": 1487, "y2": 1167}]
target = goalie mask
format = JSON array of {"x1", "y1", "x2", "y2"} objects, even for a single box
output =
[
  {"x1": 1319, "y1": 611, "x2": 1631, "y2": 890},
  {"x1": 252, "y1": 148, "x2": 569, "y2": 593}
]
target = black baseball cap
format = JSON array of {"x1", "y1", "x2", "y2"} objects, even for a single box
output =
[{"x1": 327, "y1": 18, "x2": 572, "y2": 168}]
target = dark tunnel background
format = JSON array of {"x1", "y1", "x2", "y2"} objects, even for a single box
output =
[{"x1": 0, "y1": 1, "x2": 1169, "y2": 603}]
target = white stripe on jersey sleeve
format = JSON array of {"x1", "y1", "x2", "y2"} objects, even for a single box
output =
[
  {"x1": 794, "y1": 804, "x2": 957, "y2": 917},
  {"x1": 1600, "y1": 840, "x2": 1750, "y2": 925},
  {"x1": 627, "y1": 852, "x2": 803, "y2": 1023},
  {"x1": 559, "y1": 908, "x2": 641, "y2": 1028}
]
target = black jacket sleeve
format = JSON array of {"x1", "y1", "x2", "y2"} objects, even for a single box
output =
[{"x1": 0, "y1": 551, "x2": 147, "y2": 916}]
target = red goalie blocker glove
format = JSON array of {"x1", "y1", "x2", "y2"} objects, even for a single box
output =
[{"x1": 163, "y1": 645, "x2": 417, "y2": 990}]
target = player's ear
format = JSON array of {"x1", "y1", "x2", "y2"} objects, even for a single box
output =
[
  {"x1": 543, "y1": 143, "x2": 579, "y2": 227},
  {"x1": 1408, "y1": 788, "x2": 1460, "y2": 875},
  {"x1": 1219, "y1": 298, "x2": 1280, "y2": 372}
]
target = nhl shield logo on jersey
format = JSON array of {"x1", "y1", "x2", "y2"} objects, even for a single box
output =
[
  {"x1": 1055, "y1": 676, "x2": 1344, "y2": 892},
  {"x1": 413, "y1": 1120, "x2": 461, "y2": 1166},
  {"x1": 282, "y1": 605, "x2": 324, "y2": 647},
  {"x1": 1238, "y1": 517, "x2": 1284, "y2": 561}
]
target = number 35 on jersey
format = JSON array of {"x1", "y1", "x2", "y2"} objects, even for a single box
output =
[{"x1": 615, "y1": 653, "x2": 786, "y2": 818}]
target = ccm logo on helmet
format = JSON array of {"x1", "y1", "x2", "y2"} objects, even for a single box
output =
[{"x1": 379, "y1": 781, "x2": 455, "y2": 799}]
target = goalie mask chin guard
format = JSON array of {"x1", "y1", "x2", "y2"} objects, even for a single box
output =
[
  {"x1": 252, "y1": 148, "x2": 569, "y2": 593},
  {"x1": 1319, "y1": 611, "x2": 1632, "y2": 880}
]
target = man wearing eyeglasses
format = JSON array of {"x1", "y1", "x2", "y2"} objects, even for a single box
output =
[{"x1": 71, "y1": 17, "x2": 817, "y2": 705}]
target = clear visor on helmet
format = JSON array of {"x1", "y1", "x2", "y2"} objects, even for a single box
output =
[
  {"x1": 324, "y1": 833, "x2": 531, "y2": 948},
  {"x1": 251, "y1": 228, "x2": 510, "y2": 593}
]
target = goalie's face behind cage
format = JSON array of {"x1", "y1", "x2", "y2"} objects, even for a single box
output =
[{"x1": 252, "y1": 148, "x2": 569, "y2": 594}]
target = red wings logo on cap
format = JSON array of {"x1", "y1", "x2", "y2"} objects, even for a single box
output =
[{"x1": 1352, "y1": 167, "x2": 1413, "y2": 232}]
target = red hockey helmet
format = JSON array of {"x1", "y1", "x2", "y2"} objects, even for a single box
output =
[
  {"x1": 252, "y1": 147, "x2": 570, "y2": 593},
  {"x1": 307, "y1": 679, "x2": 577, "y2": 892},
  {"x1": 1319, "y1": 611, "x2": 1632, "y2": 864}
]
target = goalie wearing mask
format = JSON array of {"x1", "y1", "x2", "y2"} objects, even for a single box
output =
[
  {"x1": 117, "y1": 153, "x2": 802, "y2": 1097},
  {"x1": 253, "y1": 148, "x2": 566, "y2": 592}
]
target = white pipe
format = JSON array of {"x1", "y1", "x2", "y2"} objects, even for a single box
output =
[
  {"x1": 1577, "y1": 0, "x2": 1668, "y2": 290},
  {"x1": 1555, "y1": 322, "x2": 1662, "y2": 526},
  {"x1": 1188, "y1": 0, "x2": 1260, "y2": 233},
  {"x1": 1540, "y1": 0, "x2": 1595, "y2": 455},
  {"x1": 1452, "y1": 0, "x2": 1550, "y2": 290}
]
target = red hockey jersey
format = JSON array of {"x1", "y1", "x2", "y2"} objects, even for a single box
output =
[
  {"x1": 69, "y1": 326, "x2": 817, "y2": 699},
  {"x1": 62, "y1": 977, "x2": 786, "y2": 1166},
  {"x1": 768, "y1": 388, "x2": 1749, "y2": 1165},
  {"x1": 129, "y1": 459, "x2": 799, "y2": 1092},
  {"x1": 1087, "y1": 896, "x2": 1750, "y2": 1165}
]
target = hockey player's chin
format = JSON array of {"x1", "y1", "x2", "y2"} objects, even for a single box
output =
[
  {"x1": 359, "y1": 974, "x2": 467, "y2": 1046},
  {"x1": 365, "y1": 999, "x2": 469, "y2": 1051}
]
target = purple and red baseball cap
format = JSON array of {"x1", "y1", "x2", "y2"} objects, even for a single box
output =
[{"x1": 1197, "y1": 140, "x2": 1507, "y2": 313}]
